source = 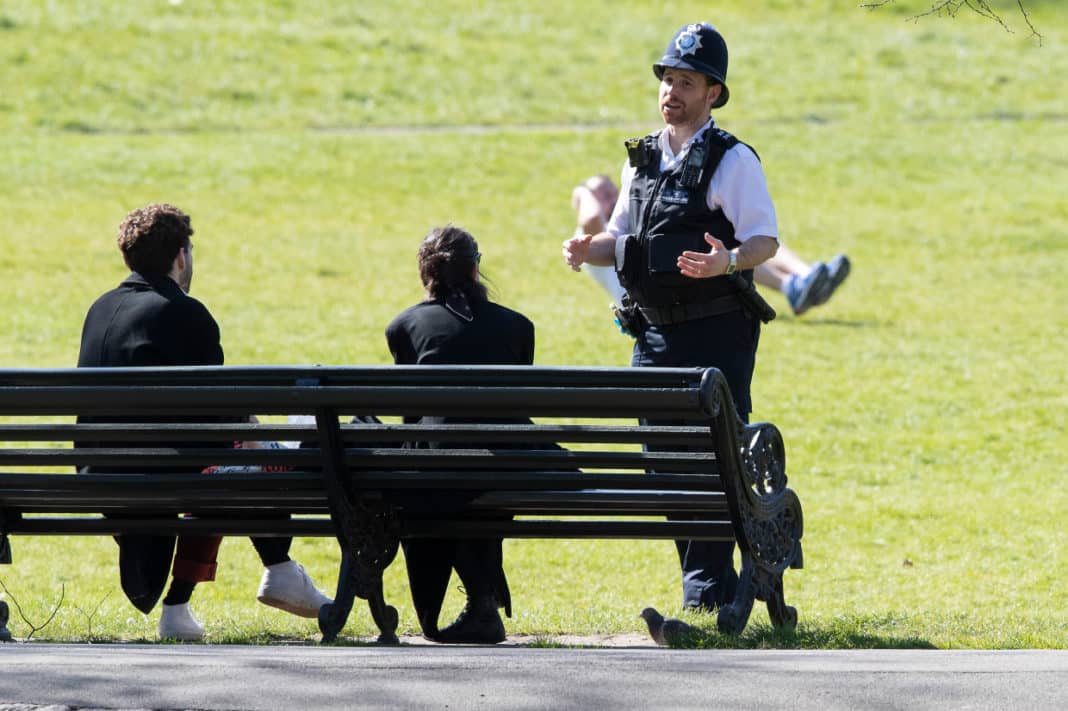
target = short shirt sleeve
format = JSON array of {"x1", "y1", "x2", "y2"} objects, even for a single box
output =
[
  {"x1": 606, "y1": 160, "x2": 635, "y2": 239},
  {"x1": 707, "y1": 144, "x2": 779, "y2": 243}
]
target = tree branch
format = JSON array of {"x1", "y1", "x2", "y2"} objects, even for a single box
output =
[
  {"x1": 861, "y1": 0, "x2": 1042, "y2": 44},
  {"x1": 0, "y1": 577, "x2": 65, "y2": 641},
  {"x1": 72, "y1": 589, "x2": 114, "y2": 640},
  {"x1": 1014, "y1": 0, "x2": 1042, "y2": 44}
]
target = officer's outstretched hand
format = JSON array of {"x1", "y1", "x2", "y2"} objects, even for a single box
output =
[
  {"x1": 678, "y1": 232, "x2": 728, "y2": 279},
  {"x1": 562, "y1": 233, "x2": 593, "y2": 272}
]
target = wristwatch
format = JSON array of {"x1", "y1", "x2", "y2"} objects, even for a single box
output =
[{"x1": 724, "y1": 251, "x2": 738, "y2": 275}]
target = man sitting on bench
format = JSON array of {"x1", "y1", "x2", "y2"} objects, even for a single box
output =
[{"x1": 76, "y1": 202, "x2": 331, "y2": 641}]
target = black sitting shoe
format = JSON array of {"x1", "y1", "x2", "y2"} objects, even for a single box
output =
[{"x1": 433, "y1": 594, "x2": 506, "y2": 644}]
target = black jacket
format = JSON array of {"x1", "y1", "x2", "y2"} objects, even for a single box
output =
[
  {"x1": 76, "y1": 271, "x2": 224, "y2": 613},
  {"x1": 386, "y1": 298, "x2": 533, "y2": 367},
  {"x1": 77, "y1": 271, "x2": 226, "y2": 460},
  {"x1": 78, "y1": 272, "x2": 223, "y2": 368}
]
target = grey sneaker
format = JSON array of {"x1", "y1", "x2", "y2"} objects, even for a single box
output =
[
  {"x1": 257, "y1": 560, "x2": 333, "y2": 618},
  {"x1": 785, "y1": 263, "x2": 830, "y2": 316},
  {"x1": 813, "y1": 254, "x2": 851, "y2": 306},
  {"x1": 158, "y1": 602, "x2": 205, "y2": 641}
]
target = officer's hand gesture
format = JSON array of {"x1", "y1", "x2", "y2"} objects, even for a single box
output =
[
  {"x1": 562, "y1": 233, "x2": 593, "y2": 272},
  {"x1": 678, "y1": 233, "x2": 728, "y2": 279}
]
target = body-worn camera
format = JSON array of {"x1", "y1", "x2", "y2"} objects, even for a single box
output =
[{"x1": 625, "y1": 136, "x2": 659, "y2": 169}]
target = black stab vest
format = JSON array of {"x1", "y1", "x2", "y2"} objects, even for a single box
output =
[{"x1": 615, "y1": 127, "x2": 757, "y2": 308}]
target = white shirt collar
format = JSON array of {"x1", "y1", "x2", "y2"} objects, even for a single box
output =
[{"x1": 659, "y1": 118, "x2": 717, "y2": 169}]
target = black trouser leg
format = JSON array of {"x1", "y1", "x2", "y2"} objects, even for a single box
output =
[
  {"x1": 632, "y1": 312, "x2": 758, "y2": 610},
  {"x1": 250, "y1": 536, "x2": 292, "y2": 567},
  {"x1": 115, "y1": 529, "x2": 177, "y2": 614},
  {"x1": 452, "y1": 539, "x2": 498, "y2": 599},
  {"x1": 402, "y1": 540, "x2": 456, "y2": 636},
  {"x1": 249, "y1": 512, "x2": 293, "y2": 566}
]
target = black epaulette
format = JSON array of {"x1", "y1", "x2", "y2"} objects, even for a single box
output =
[{"x1": 709, "y1": 127, "x2": 759, "y2": 162}]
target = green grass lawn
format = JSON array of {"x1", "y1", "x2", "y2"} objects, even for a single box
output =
[{"x1": 0, "y1": 1, "x2": 1065, "y2": 647}]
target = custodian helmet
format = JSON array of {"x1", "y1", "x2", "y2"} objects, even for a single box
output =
[{"x1": 653, "y1": 23, "x2": 730, "y2": 109}]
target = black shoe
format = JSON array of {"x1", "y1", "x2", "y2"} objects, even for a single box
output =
[
  {"x1": 0, "y1": 600, "x2": 11, "y2": 642},
  {"x1": 433, "y1": 595, "x2": 506, "y2": 644},
  {"x1": 684, "y1": 569, "x2": 739, "y2": 614}
]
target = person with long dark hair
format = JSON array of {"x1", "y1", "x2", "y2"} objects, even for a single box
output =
[{"x1": 385, "y1": 225, "x2": 534, "y2": 644}]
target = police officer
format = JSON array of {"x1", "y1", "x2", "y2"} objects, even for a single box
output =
[{"x1": 562, "y1": 22, "x2": 779, "y2": 612}]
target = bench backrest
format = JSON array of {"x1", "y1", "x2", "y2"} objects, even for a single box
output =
[{"x1": 0, "y1": 365, "x2": 782, "y2": 559}]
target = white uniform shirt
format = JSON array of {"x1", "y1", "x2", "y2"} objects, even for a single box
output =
[{"x1": 606, "y1": 118, "x2": 779, "y2": 244}]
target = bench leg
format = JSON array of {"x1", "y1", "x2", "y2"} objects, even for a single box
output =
[
  {"x1": 313, "y1": 406, "x2": 401, "y2": 644},
  {"x1": 0, "y1": 600, "x2": 10, "y2": 642},
  {"x1": 0, "y1": 528, "x2": 11, "y2": 640},
  {"x1": 318, "y1": 553, "x2": 355, "y2": 643},
  {"x1": 763, "y1": 573, "x2": 798, "y2": 630},
  {"x1": 364, "y1": 576, "x2": 399, "y2": 645},
  {"x1": 717, "y1": 555, "x2": 756, "y2": 635},
  {"x1": 717, "y1": 554, "x2": 797, "y2": 635},
  {"x1": 318, "y1": 549, "x2": 399, "y2": 645},
  {"x1": 714, "y1": 419, "x2": 804, "y2": 635}
]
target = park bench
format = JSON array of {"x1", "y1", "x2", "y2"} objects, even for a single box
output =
[{"x1": 0, "y1": 365, "x2": 803, "y2": 644}]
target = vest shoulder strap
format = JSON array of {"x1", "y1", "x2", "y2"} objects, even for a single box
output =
[
  {"x1": 692, "y1": 128, "x2": 759, "y2": 192},
  {"x1": 710, "y1": 127, "x2": 761, "y2": 161}
]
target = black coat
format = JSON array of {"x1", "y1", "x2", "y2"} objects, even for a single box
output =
[
  {"x1": 77, "y1": 271, "x2": 227, "y2": 461},
  {"x1": 386, "y1": 298, "x2": 534, "y2": 367},
  {"x1": 385, "y1": 297, "x2": 535, "y2": 633},
  {"x1": 78, "y1": 272, "x2": 223, "y2": 368},
  {"x1": 76, "y1": 271, "x2": 224, "y2": 613}
]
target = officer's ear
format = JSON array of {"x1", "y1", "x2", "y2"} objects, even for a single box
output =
[{"x1": 706, "y1": 82, "x2": 723, "y2": 108}]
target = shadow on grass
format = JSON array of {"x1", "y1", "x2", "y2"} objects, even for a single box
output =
[
  {"x1": 788, "y1": 317, "x2": 886, "y2": 329},
  {"x1": 678, "y1": 625, "x2": 937, "y2": 650},
  {"x1": 661, "y1": 612, "x2": 940, "y2": 650}
]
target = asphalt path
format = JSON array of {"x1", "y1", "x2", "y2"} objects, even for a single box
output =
[{"x1": 1, "y1": 645, "x2": 1066, "y2": 711}]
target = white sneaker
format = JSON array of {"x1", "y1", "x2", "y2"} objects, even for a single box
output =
[
  {"x1": 257, "y1": 560, "x2": 333, "y2": 618},
  {"x1": 158, "y1": 602, "x2": 205, "y2": 641}
]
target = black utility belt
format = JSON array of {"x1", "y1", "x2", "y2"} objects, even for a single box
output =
[{"x1": 638, "y1": 295, "x2": 743, "y2": 326}]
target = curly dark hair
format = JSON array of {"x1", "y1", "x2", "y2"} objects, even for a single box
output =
[
  {"x1": 116, "y1": 203, "x2": 193, "y2": 274},
  {"x1": 418, "y1": 225, "x2": 487, "y2": 302}
]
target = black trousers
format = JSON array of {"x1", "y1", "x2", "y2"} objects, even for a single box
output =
[
  {"x1": 632, "y1": 310, "x2": 758, "y2": 609},
  {"x1": 403, "y1": 537, "x2": 507, "y2": 636}
]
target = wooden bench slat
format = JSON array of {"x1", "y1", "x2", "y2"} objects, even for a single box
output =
[
  {"x1": 403, "y1": 519, "x2": 737, "y2": 540},
  {"x1": 0, "y1": 423, "x2": 713, "y2": 445},
  {"x1": 6, "y1": 516, "x2": 735, "y2": 541},
  {"x1": 0, "y1": 364, "x2": 710, "y2": 389},
  {"x1": 0, "y1": 449, "x2": 718, "y2": 473},
  {"x1": 0, "y1": 471, "x2": 723, "y2": 494},
  {"x1": 0, "y1": 385, "x2": 704, "y2": 418}
]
